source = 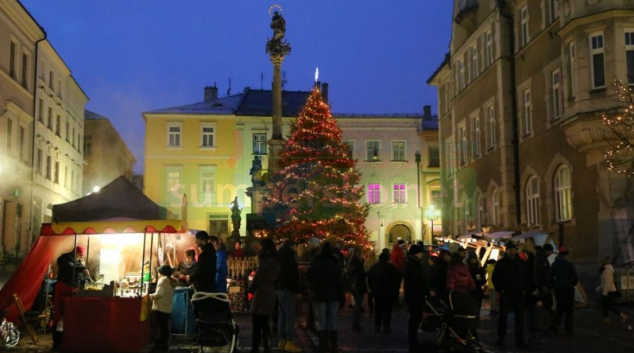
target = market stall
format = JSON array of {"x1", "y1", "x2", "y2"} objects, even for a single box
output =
[{"x1": 0, "y1": 177, "x2": 192, "y2": 353}]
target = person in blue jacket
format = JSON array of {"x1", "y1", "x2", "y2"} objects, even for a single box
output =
[{"x1": 215, "y1": 240, "x2": 228, "y2": 293}]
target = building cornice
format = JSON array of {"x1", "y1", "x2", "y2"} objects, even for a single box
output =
[
  {"x1": 1, "y1": 0, "x2": 44, "y2": 41},
  {"x1": 557, "y1": 9, "x2": 634, "y2": 37}
]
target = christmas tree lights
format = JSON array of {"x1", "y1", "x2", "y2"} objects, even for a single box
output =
[
  {"x1": 603, "y1": 80, "x2": 634, "y2": 177},
  {"x1": 261, "y1": 87, "x2": 371, "y2": 247}
]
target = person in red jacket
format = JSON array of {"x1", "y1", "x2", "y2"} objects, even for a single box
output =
[
  {"x1": 390, "y1": 240, "x2": 405, "y2": 306},
  {"x1": 446, "y1": 253, "x2": 476, "y2": 293}
]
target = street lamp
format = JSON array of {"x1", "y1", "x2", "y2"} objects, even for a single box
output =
[{"x1": 425, "y1": 204, "x2": 441, "y2": 238}]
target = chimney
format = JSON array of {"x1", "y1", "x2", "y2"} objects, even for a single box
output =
[
  {"x1": 423, "y1": 105, "x2": 432, "y2": 120},
  {"x1": 321, "y1": 82, "x2": 329, "y2": 104},
  {"x1": 204, "y1": 83, "x2": 218, "y2": 102}
]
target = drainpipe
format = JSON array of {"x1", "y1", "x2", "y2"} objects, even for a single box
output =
[
  {"x1": 29, "y1": 30, "x2": 47, "y2": 250},
  {"x1": 497, "y1": 0, "x2": 522, "y2": 226}
]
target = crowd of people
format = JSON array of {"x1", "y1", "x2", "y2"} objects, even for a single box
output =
[{"x1": 53, "y1": 231, "x2": 629, "y2": 353}]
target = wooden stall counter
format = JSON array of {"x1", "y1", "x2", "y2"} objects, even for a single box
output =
[{"x1": 62, "y1": 296, "x2": 153, "y2": 353}]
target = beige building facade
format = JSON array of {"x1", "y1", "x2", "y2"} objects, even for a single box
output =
[
  {"x1": 1, "y1": 0, "x2": 87, "y2": 258},
  {"x1": 144, "y1": 85, "x2": 440, "y2": 250},
  {"x1": 83, "y1": 110, "x2": 135, "y2": 195},
  {"x1": 429, "y1": 0, "x2": 634, "y2": 269}
]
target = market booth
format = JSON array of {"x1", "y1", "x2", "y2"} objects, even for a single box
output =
[{"x1": 0, "y1": 177, "x2": 191, "y2": 353}]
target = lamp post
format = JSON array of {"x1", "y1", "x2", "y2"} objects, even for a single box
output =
[{"x1": 425, "y1": 204, "x2": 441, "y2": 240}]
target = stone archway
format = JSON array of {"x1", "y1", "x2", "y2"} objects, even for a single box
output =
[{"x1": 386, "y1": 223, "x2": 412, "y2": 248}]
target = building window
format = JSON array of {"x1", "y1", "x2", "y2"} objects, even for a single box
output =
[
  {"x1": 523, "y1": 89, "x2": 533, "y2": 135},
  {"x1": 167, "y1": 123, "x2": 182, "y2": 147},
  {"x1": 65, "y1": 120, "x2": 70, "y2": 142},
  {"x1": 38, "y1": 99, "x2": 44, "y2": 124},
  {"x1": 471, "y1": 46, "x2": 478, "y2": 81},
  {"x1": 253, "y1": 133, "x2": 267, "y2": 155},
  {"x1": 9, "y1": 41, "x2": 17, "y2": 78},
  {"x1": 492, "y1": 189, "x2": 500, "y2": 226},
  {"x1": 554, "y1": 166, "x2": 572, "y2": 221},
  {"x1": 367, "y1": 184, "x2": 381, "y2": 204},
  {"x1": 46, "y1": 155, "x2": 52, "y2": 180},
  {"x1": 18, "y1": 125, "x2": 25, "y2": 161},
  {"x1": 64, "y1": 166, "x2": 68, "y2": 187},
  {"x1": 446, "y1": 138, "x2": 455, "y2": 177},
  {"x1": 366, "y1": 141, "x2": 381, "y2": 161},
  {"x1": 459, "y1": 60, "x2": 465, "y2": 90},
  {"x1": 625, "y1": 30, "x2": 634, "y2": 85},
  {"x1": 71, "y1": 127, "x2": 75, "y2": 147},
  {"x1": 485, "y1": 31, "x2": 493, "y2": 67},
  {"x1": 55, "y1": 115, "x2": 61, "y2": 136},
  {"x1": 36, "y1": 148, "x2": 42, "y2": 174},
  {"x1": 167, "y1": 169, "x2": 181, "y2": 192},
  {"x1": 477, "y1": 194, "x2": 484, "y2": 230},
  {"x1": 49, "y1": 71, "x2": 54, "y2": 90},
  {"x1": 520, "y1": 6, "x2": 529, "y2": 48},
  {"x1": 567, "y1": 41, "x2": 575, "y2": 98},
  {"x1": 201, "y1": 123, "x2": 215, "y2": 147},
  {"x1": 552, "y1": 69, "x2": 562, "y2": 120},
  {"x1": 21, "y1": 52, "x2": 28, "y2": 88},
  {"x1": 393, "y1": 183, "x2": 406, "y2": 204},
  {"x1": 590, "y1": 32, "x2": 605, "y2": 88},
  {"x1": 392, "y1": 141, "x2": 406, "y2": 161},
  {"x1": 84, "y1": 135, "x2": 92, "y2": 156},
  {"x1": 431, "y1": 189, "x2": 442, "y2": 208},
  {"x1": 549, "y1": 0, "x2": 559, "y2": 24},
  {"x1": 47, "y1": 107, "x2": 52, "y2": 130},
  {"x1": 428, "y1": 145, "x2": 440, "y2": 167},
  {"x1": 54, "y1": 161, "x2": 60, "y2": 184},
  {"x1": 200, "y1": 168, "x2": 215, "y2": 193},
  {"x1": 459, "y1": 125, "x2": 467, "y2": 165},
  {"x1": 473, "y1": 117, "x2": 481, "y2": 157},
  {"x1": 343, "y1": 140, "x2": 355, "y2": 158},
  {"x1": 526, "y1": 176, "x2": 541, "y2": 226},
  {"x1": 6, "y1": 119, "x2": 13, "y2": 153},
  {"x1": 488, "y1": 107, "x2": 496, "y2": 148}
]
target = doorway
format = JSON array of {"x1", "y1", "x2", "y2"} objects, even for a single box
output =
[{"x1": 387, "y1": 223, "x2": 412, "y2": 247}]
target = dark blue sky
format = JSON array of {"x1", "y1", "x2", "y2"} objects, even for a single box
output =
[{"x1": 20, "y1": 0, "x2": 453, "y2": 173}]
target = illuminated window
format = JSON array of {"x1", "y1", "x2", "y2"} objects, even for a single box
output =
[
  {"x1": 367, "y1": 184, "x2": 381, "y2": 204},
  {"x1": 526, "y1": 176, "x2": 541, "y2": 226},
  {"x1": 524, "y1": 89, "x2": 533, "y2": 134},
  {"x1": 554, "y1": 166, "x2": 572, "y2": 221},
  {"x1": 520, "y1": 6, "x2": 529, "y2": 48},
  {"x1": 393, "y1": 183, "x2": 406, "y2": 204},
  {"x1": 473, "y1": 116, "x2": 481, "y2": 157},
  {"x1": 552, "y1": 69, "x2": 562, "y2": 120}
]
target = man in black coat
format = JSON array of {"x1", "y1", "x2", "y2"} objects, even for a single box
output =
[
  {"x1": 492, "y1": 242, "x2": 530, "y2": 350},
  {"x1": 549, "y1": 246, "x2": 579, "y2": 335},
  {"x1": 275, "y1": 240, "x2": 301, "y2": 352},
  {"x1": 187, "y1": 231, "x2": 217, "y2": 292},
  {"x1": 403, "y1": 245, "x2": 431, "y2": 352},
  {"x1": 367, "y1": 251, "x2": 399, "y2": 333}
]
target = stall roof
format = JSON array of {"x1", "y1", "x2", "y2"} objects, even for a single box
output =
[
  {"x1": 40, "y1": 220, "x2": 186, "y2": 235},
  {"x1": 52, "y1": 176, "x2": 168, "y2": 222},
  {"x1": 484, "y1": 231, "x2": 514, "y2": 239},
  {"x1": 513, "y1": 231, "x2": 549, "y2": 240}
]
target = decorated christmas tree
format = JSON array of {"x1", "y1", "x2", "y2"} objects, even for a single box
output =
[
  {"x1": 261, "y1": 86, "x2": 371, "y2": 247},
  {"x1": 603, "y1": 79, "x2": 634, "y2": 177}
]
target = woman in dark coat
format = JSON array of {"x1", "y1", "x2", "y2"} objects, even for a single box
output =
[
  {"x1": 307, "y1": 242, "x2": 344, "y2": 353},
  {"x1": 248, "y1": 238, "x2": 280, "y2": 353},
  {"x1": 173, "y1": 248, "x2": 197, "y2": 287},
  {"x1": 465, "y1": 250, "x2": 486, "y2": 310}
]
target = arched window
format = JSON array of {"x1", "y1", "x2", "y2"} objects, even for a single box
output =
[
  {"x1": 526, "y1": 176, "x2": 541, "y2": 226},
  {"x1": 477, "y1": 194, "x2": 484, "y2": 230},
  {"x1": 463, "y1": 198, "x2": 470, "y2": 233},
  {"x1": 492, "y1": 189, "x2": 499, "y2": 226},
  {"x1": 554, "y1": 166, "x2": 572, "y2": 221}
]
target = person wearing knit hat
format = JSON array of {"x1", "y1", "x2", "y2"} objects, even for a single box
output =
[
  {"x1": 186, "y1": 230, "x2": 217, "y2": 292},
  {"x1": 549, "y1": 245, "x2": 579, "y2": 335},
  {"x1": 150, "y1": 264, "x2": 175, "y2": 351}
]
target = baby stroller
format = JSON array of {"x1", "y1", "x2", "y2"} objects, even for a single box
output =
[
  {"x1": 191, "y1": 292, "x2": 239, "y2": 353},
  {"x1": 421, "y1": 290, "x2": 486, "y2": 353}
]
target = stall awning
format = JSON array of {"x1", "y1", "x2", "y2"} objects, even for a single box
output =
[
  {"x1": 484, "y1": 231, "x2": 514, "y2": 239},
  {"x1": 40, "y1": 220, "x2": 186, "y2": 236},
  {"x1": 457, "y1": 233, "x2": 483, "y2": 240},
  {"x1": 513, "y1": 231, "x2": 548, "y2": 240}
]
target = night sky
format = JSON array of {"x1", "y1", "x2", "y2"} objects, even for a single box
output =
[{"x1": 19, "y1": 0, "x2": 453, "y2": 173}]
